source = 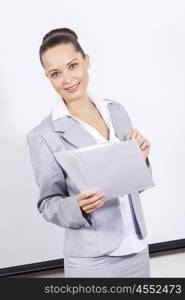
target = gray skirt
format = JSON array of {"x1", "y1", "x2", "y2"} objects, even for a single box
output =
[{"x1": 64, "y1": 247, "x2": 151, "y2": 278}]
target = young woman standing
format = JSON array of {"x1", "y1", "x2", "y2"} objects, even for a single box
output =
[{"x1": 27, "y1": 27, "x2": 152, "y2": 278}]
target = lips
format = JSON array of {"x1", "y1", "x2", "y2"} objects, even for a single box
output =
[{"x1": 65, "y1": 82, "x2": 80, "y2": 92}]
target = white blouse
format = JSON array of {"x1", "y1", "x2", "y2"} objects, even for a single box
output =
[{"x1": 52, "y1": 91, "x2": 148, "y2": 255}]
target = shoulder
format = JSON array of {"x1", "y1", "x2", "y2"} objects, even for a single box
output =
[{"x1": 26, "y1": 113, "x2": 52, "y2": 142}]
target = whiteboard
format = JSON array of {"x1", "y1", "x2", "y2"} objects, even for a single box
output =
[{"x1": 0, "y1": 0, "x2": 185, "y2": 269}]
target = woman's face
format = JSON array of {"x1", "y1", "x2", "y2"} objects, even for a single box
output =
[{"x1": 42, "y1": 43, "x2": 91, "y2": 102}]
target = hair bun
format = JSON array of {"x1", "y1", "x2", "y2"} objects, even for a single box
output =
[{"x1": 42, "y1": 27, "x2": 78, "y2": 44}]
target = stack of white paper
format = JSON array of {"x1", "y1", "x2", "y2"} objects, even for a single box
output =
[{"x1": 54, "y1": 139, "x2": 154, "y2": 198}]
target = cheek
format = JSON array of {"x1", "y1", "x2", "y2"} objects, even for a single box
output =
[
  {"x1": 78, "y1": 69, "x2": 89, "y2": 83},
  {"x1": 51, "y1": 78, "x2": 63, "y2": 90},
  {"x1": 73, "y1": 69, "x2": 83, "y2": 80}
]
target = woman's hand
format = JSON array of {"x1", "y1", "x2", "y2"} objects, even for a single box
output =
[
  {"x1": 76, "y1": 189, "x2": 108, "y2": 214},
  {"x1": 127, "y1": 129, "x2": 151, "y2": 160}
]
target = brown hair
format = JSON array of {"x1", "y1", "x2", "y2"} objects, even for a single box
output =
[{"x1": 39, "y1": 27, "x2": 86, "y2": 67}]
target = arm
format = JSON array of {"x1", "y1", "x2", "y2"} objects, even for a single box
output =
[{"x1": 26, "y1": 131, "x2": 91, "y2": 229}]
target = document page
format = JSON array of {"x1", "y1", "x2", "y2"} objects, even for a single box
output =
[{"x1": 54, "y1": 139, "x2": 155, "y2": 198}]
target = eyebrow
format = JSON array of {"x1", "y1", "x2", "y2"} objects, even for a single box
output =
[{"x1": 48, "y1": 58, "x2": 78, "y2": 73}]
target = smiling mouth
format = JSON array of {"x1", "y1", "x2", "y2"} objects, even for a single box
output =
[{"x1": 65, "y1": 82, "x2": 80, "y2": 90}]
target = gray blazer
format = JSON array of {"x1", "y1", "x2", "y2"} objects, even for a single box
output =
[{"x1": 26, "y1": 98, "x2": 152, "y2": 257}]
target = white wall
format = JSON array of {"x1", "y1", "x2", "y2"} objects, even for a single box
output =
[{"x1": 0, "y1": 0, "x2": 184, "y2": 268}]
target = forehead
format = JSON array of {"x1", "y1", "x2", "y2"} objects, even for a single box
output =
[{"x1": 42, "y1": 43, "x2": 82, "y2": 71}]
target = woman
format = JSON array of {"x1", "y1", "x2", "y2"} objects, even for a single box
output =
[{"x1": 27, "y1": 27, "x2": 152, "y2": 278}]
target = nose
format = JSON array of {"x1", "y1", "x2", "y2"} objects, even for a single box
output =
[
  {"x1": 63, "y1": 79, "x2": 73, "y2": 90},
  {"x1": 63, "y1": 72, "x2": 72, "y2": 86}
]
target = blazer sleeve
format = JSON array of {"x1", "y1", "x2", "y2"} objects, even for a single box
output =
[
  {"x1": 120, "y1": 103, "x2": 153, "y2": 193},
  {"x1": 26, "y1": 130, "x2": 92, "y2": 229}
]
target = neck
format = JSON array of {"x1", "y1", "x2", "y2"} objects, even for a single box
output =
[{"x1": 64, "y1": 93, "x2": 95, "y2": 116}]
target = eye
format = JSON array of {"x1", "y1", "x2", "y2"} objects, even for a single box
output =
[
  {"x1": 69, "y1": 63, "x2": 78, "y2": 69},
  {"x1": 51, "y1": 71, "x2": 60, "y2": 78}
]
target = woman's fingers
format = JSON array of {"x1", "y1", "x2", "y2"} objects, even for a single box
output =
[
  {"x1": 84, "y1": 198, "x2": 106, "y2": 214},
  {"x1": 131, "y1": 129, "x2": 139, "y2": 139},
  {"x1": 127, "y1": 130, "x2": 132, "y2": 139},
  {"x1": 127, "y1": 129, "x2": 139, "y2": 140},
  {"x1": 126, "y1": 129, "x2": 151, "y2": 158},
  {"x1": 127, "y1": 129, "x2": 147, "y2": 147},
  {"x1": 140, "y1": 139, "x2": 150, "y2": 150},
  {"x1": 81, "y1": 194, "x2": 107, "y2": 209},
  {"x1": 76, "y1": 189, "x2": 108, "y2": 214}
]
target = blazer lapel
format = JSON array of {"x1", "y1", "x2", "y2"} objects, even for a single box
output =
[
  {"x1": 107, "y1": 102, "x2": 132, "y2": 141},
  {"x1": 52, "y1": 116, "x2": 97, "y2": 148},
  {"x1": 52, "y1": 101, "x2": 130, "y2": 148}
]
